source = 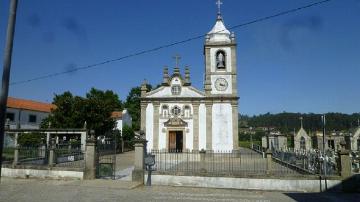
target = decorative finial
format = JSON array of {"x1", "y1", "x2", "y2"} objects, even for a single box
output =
[
  {"x1": 173, "y1": 54, "x2": 181, "y2": 68},
  {"x1": 216, "y1": 0, "x2": 223, "y2": 15},
  {"x1": 141, "y1": 79, "x2": 148, "y2": 97},
  {"x1": 162, "y1": 66, "x2": 169, "y2": 85},
  {"x1": 300, "y1": 117, "x2": 303, "y2": 128},
  {"x1": 184, "y1": 66, "x2": 191, "y2": 86}
]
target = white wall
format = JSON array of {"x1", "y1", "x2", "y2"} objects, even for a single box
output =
[
  {"x1": 212, "y1": 103, "x2": 233, "y2": 151},
  {"x1": 146, "y1": 103, "x2": 154, "y2": 151},
  {"x1": 198, "y1": 104, "x2": 206, "y2": 150},
  {"x1": 6, "y1": 108, "x2": 50, "y2": 129}
]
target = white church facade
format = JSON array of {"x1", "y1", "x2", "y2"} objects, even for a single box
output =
[{"x1": 140, "y1": 11, "x2": 239, "y2": 152}]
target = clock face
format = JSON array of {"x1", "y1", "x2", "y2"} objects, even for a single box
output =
[{"x1": 215, "y1": 78, "x2": 228, "y2": 91}]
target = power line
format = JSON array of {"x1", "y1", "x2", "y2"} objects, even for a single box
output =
[{"x1": 10, "y1": 0, "x2": 332, "y2": 86}]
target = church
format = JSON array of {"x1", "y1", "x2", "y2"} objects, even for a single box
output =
[{"x1": 140, "y1": 6, "x2": 239, "y2": 152}]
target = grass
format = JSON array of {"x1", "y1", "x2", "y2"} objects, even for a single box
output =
[{"x1": 239, "y1": 141, "x2": 261, "y2": 149}]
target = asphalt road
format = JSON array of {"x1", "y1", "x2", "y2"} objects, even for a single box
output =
[{"x1": 0, "y1": 178, "x2": 358, "y2": 202}]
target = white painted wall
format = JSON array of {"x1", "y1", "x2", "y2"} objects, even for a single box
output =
[
  {"x1": 159, "y1": 119, "x2": 167, "y2": 150},
  {"x1": 198, "y1": 104, "x2": 206, "y2": 150},
  {"x1": 6, "y1": 108, "x2": 50, "y2": 129},
  {"x1": 212, "y1": 103, "x2": 233, "y2": 151},
  {"x1": 186, "y1": 120, "x2": 193, "y2": 150},
  {"x1": 146, "y1": 103, "x2": 154, "y2": 151}
]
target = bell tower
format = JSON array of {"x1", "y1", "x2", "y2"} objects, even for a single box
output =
[
  {"x1": 204, "y1": 1, "x2": 237, "y2": 97},
  {"x1": 203, "y1": 0, "x2": 239, "y2": 151}
]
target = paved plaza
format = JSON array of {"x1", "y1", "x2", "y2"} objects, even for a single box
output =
[{"x1": 0, "y1": 177, "x2": 358, "y2": 202}]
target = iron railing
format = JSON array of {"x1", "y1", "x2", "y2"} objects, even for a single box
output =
[
  {"x1": 251, "y1": 144, "x2": 340, "y2": 176},
  {"x1": 350, "y1": 151, "x2": 360, "y2": 174},
  {"x1": 54, "y1": 145, "x2": 84, "y2": 168},
  {"x1": 149, "y1": 148, "x2": 302, "y2": 177}
]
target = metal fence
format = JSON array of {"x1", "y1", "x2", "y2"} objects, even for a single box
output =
[
  {"x1": 2, "y1": 146, "x2": 14, "y2": 164},
  {"x1": 350, "y1": 151, "x2": 360, "y2": 174},
  {"x1": 2, "y1": 144, "x2": 85, "y2": 169},
  {"x1": 251, "y1": 144, "x2": 340, "y2": 176},
  {"x1": 18, "y1": 146, "x2": 48, "y2": 165},
  {"x1": 149, "y1": 148, "x2": 302, "y2": 177},
  {"x1": 54, "y1": 145, "x2": 84, "y2": 168}
]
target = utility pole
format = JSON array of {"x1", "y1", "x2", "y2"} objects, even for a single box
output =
[
  {"x1": 0, "y1": 0, "x2": 19, "y2": 181},
  {"x1": 321, "y1": 114, "x2": 327, "y2": 191}
]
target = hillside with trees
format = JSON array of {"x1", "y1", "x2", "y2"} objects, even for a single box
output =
[{"x1": 240, "y1": 112, "x2": 360, "y2": 133}]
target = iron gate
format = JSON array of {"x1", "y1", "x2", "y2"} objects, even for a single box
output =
[{"x1": 96, "y1": 137, "x2": 117, "y2": 179}]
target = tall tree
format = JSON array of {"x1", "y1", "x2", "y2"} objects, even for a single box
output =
[
  {"x1": 124, "y1": 84, "x2": 152, "y2": 130},
  {"x1": 41, "y1": 88, "x2": 122, "y2": 136}
]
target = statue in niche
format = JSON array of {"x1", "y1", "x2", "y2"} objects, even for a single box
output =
[{"x1": 216, "y1": 51, "x2": 225, "y2": 69}]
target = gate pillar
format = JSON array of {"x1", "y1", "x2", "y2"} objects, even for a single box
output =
[
  {"x1": 84, "y1": 131, "x2": 97, "y2": 180},
  {"x1": 132, "y1": 138, "x2": 147, "y2": 183}
]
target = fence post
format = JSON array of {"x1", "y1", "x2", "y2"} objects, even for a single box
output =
[
  {"x1": 48, "y1": 138, "x2": 55, "y2": 167},
  {"x1": 84, "y1": 131, "x2": 97, "y2": 180},
  {"x1": 12, "y1": 132, "x2": 19, "y2": 166},
  {"x1": 338, "y1": 141, "x2": 351, "y2": 179},
  {"x1": 12, "y1": 146, "x2": 19, "y2": 166},
  {"x1": 266, "y1": 149, "x2": 272, "y2": 175},
  {"x1": 132, "y1": 138, "x2": 147, "y2": 183},
  {"x1": 200, "y1": 149, "x2": 207, "y2": 174}
]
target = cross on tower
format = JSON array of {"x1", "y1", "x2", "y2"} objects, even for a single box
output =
[
  {"x1": 216, "y1": 0, "x2": 223, "y2": 14},
  {"x1": 173, "y1": 54, "x2": 181, "y2": 68}
]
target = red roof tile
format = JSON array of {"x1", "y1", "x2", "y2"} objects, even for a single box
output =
[
  {"x1": 7, "y1": 97, "x2": 56, "y2": 113},
  {"x1": 111, "y1": 111, "x2": 122, "y2": 119}
]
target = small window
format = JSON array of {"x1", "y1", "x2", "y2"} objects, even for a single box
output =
[
  {"x1": 28, "y1": 115, "x2": 37, "y2": 123},
  {"x1": 171, "y1": 106, "x2": 181, "y2": 116},
  {"x1": 6, "y1": 113, "x2": 15, "y2": 122},
  {"x1": 184, "y1": 105, "x2": 191, "y2": 117},
  {"x1": 171, "y1": 85, "x2": 181, "y2": 95},
  {"x1": 162, "y1": 105, "x2": 169, "y2": 117}
]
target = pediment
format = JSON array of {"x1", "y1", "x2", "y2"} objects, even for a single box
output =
[
  {"x1": 146, "y1": 86, "x2": 205, "y2": 98},
  {"x1": 164, "y1": 117, "x2": 188, "y2": 127}
]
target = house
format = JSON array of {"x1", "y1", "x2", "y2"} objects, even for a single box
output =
[
  {"x1": 140, "y1": 10, "x2": 239, "y2": 152},
  {"x1": 111, "y1": 109, "x2": 132, "y2": 131},
  {"x1": 5, "y1": 97, "x2": 55, "y2": 129}
]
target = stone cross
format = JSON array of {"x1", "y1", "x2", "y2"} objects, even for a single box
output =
[
  {"x1": 216, "y1": 0, "x2": 223, "y2": 14},
  {"x1": 173, "y1": 54, "x2": 181, "y2": 68}
]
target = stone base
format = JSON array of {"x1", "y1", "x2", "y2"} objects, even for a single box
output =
[{"x1": 132, "y1": 169, "x2": 144, "y2": 183}]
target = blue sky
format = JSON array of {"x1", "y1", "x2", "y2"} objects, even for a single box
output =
[{"x1": 0, "y1": 0, "x2": 359, "y2": 115}]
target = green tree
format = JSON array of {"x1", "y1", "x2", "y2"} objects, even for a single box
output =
[
  {"x1": 122, "y1": 125, "x2": 135, "y2": 141},
  {"x1": 124, "y1": 84, "x2": 152, "y2": 130},
  {"x1": 41, "y1": 88, "x2": 122, "y2": 136}
]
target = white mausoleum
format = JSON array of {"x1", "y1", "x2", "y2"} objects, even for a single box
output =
[{"x1": 140, "y1": 10, "x2": 239, "y2": 152}]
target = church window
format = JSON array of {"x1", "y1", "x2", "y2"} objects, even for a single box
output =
[
  {"x1": 162, "y1": 105, "x2": 169, "y2": 117},
  {"x1": 215, "y1": 50, "x2": 226, "y2": 70},
  {"x1": 171, "y1": 85, "x2": 181, "y2": 95},
  {"x1": 300, "y1": 137, "x2": 306, "y2": 150},
  {"x1": 171, "y1": 106, "x2": 181, "y2": 116},
  {"x1": 184, "y1": 105, "x2": 191, "y2": 118}
]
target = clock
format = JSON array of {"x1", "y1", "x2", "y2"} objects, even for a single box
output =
[{"x1": 215, "y1": 78, "x2": 228, "y2": 91}]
